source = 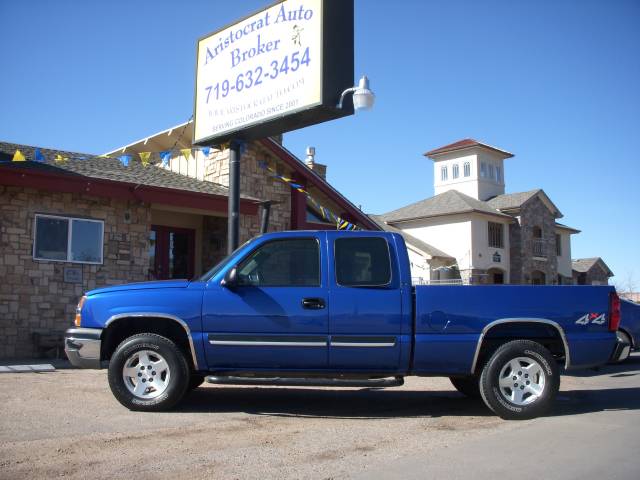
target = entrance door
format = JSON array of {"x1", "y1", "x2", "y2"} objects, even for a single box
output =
[{"x1": 149, "y1": 226, "x2": 195, "y2": 280}]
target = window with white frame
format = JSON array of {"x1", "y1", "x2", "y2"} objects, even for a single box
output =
[
  {"x1": 33, "y1": 214, "x2": 104, "y2": 264},
  {"x1": 452, "y1": 164, "x2": 459, "y2": 179},
  {"x1": 480, "y1": 162, "x2": 487, "y2": 178},
  {"x1": 488, "y1": 164, "x2": 495, "y2": 180},
  {"x1": 440, "y1": 165, "x2": 448, "y2": 181},
  {"x1": 463, "y1": 162, "x2": 471, "y2": 177}
]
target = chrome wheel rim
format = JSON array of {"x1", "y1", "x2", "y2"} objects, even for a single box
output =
[
  {"x1": 498, "y1": 356, "x2": 546, "y2": 406},
  {"x1": 122, "y1": 350, "x2": 171, "y2": 399}
]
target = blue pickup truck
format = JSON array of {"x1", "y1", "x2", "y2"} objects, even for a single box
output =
[{"x1": 65, "y1": 231, "x2": 624, "y2": 419}]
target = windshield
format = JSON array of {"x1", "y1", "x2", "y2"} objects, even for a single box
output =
[{"x1": 198, "y1": 238, "x2": 255, "y2": 282}]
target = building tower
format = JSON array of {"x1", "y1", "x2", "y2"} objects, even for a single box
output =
[{"x1": 425, "y1": 139, "x2": 514, "y2": 201}]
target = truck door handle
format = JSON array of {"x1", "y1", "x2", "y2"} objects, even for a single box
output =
[{"x1": 302, "y1": 298, "x2": 325, "y2": 309}]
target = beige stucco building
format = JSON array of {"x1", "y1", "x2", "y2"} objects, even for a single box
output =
[{"x1": 376, "y1": 139, "x2": 593, "y2": 285}]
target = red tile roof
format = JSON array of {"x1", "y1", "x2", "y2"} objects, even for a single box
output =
[{"x1": 424, "y1": 139, "x2": 514, "y2": 158}]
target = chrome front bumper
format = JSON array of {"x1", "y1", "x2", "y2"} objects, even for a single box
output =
[{"x1": 64, "y1": 328, "x2": 102, "y2": 369}]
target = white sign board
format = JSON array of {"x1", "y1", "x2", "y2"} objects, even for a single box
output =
[{"x1": 194, "y1": 0, "x2": 328, "y2": 144}]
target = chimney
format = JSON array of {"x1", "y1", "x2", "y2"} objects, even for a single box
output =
[{"x1": 304, "y1": 146, "x2": 327, "y2": 180}]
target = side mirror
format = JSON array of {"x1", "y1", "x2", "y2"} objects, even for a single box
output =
[{"x1": 221, "y1": 266, "x2": 238, "y2": 288}]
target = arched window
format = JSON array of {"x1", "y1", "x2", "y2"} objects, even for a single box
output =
[
  {"x1": 440, "y1": 165, "x2": 448, "y2": 181},
  {"x1": 452, "y1": 164, "x2": 459, "y2": 179},
  {"x1": 463, "y1": 162, "x2": 471, "y2": 177}
]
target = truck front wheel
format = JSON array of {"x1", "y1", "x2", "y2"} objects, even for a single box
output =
[
  {"x1": 479, "y1": 340, "x2": 559, "y2": 420},
  {"x1": 108, "y1": 333, "x2": 190, "y2": 411}
]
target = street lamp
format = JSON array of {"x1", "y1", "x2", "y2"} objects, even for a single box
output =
[{"x1": 337, "y1": 75, "x2": 375, "y2": 110}]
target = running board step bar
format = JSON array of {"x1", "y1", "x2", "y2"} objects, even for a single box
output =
[{"x1": 205, "y1": 376, "x2": 404, "y2": 388}]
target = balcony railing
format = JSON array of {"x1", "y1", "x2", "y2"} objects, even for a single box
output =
[{"x1": 533, "y1": 239, "x2": 546, "y2": 257}]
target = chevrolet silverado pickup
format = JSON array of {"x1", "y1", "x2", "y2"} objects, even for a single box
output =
[{"x1": 65, "y1": 230, "x2": 624, "y2": 419}]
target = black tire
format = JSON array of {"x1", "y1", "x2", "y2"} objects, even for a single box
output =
[
  {"x1": 108, "y1": 333, "x2": 190, "y2": 411},
  {"x1": 450, "y1": 375, "x2": 481, "y2": 398},
  {"x1": 188, "y1": 374, "x2": 206, "y2": 391},
  {"x1": 613, "y1": 331, "x2": 632, "y2": 363},
  {"x1": 479, "y1": 340, "x2": 560, "y2": 420}
]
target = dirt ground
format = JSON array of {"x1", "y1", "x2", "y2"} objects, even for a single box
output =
[{"x1": 1, "y1": 356, "x2": 639, "y2": 479}]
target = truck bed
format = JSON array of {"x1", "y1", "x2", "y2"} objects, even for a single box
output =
[{"x1": 413, "y1": 285, "x2": 617, "y2": 375}]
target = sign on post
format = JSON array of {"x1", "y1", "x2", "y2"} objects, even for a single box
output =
[{"x1": 193, "y1": 0, "x2": 354, "y2": 146}]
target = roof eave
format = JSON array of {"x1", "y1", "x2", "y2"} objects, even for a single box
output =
[
  {"x1": 424, "y1": 144, "x2": 514, "y2": 159},
  {"x1": 385, "y1": 208, "x2": 513, "y2": 224},
  {"x1": 0, "y1": 163, "x2": 260, "y2": 214}
]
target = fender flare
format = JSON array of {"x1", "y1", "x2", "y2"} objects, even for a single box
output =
[
  {"x1": 470, "y1": 318, "x2": 571, "y2": 374},
  {"x1": 104, "y1": 312, "x2": 199, "y2": 369}
]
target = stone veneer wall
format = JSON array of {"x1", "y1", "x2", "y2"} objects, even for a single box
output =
[
  {"x1": 508, "y1": 196, "x2": 558, "y2": 284},
  {"x1": 204, "y1": 142, "x2": 292, "y2": 238},
  {"x1": 0, "y1": 186, "x2": 151, "y2": 358}
]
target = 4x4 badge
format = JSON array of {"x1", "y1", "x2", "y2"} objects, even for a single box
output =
[{"x1": 575, "y1": 313, "x2": 606, "y2": 325}]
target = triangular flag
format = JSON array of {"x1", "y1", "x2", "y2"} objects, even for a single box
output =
[
  {"x1": 118, "y1": 154, "x2": 131, "y2": 167},
  {"x1": 12, "y1": 150, "x2": 26, "y2": 162},
  {"x1": 54, "y1": 154, "x2": 68, "y2": 164},
  {"x1": 139, "y1": 152, "x2": 151, "y2": 167},
  {"x1": 34, "y1": 148, "x2": 45, "y2": 162},
  {"x1": 159, "y1": 151, "x2": 171, "y2": 167},
  {"x1": 202, "y1": 147, "x2": 210, "y2": 157},
  {"x1": 180, "y1": 148, "x2": 191, "y2": 160}
]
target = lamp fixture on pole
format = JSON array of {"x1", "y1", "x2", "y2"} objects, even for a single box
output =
[{"x1": 337, "y1": 75, "x2": 375, "y2": 111}]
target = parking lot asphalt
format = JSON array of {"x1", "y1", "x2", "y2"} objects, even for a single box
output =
[{"x1": 1, "y1": 354, "x2": 639, "y2": 479}]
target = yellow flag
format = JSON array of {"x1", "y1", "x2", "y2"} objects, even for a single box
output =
[
  {"x1": 180, "y1": 148, "x2": 191, "y2": 160},
  {"x1": 12, "y1": 150, "x2": 26, "y2": 162},
  {"x1": 139, "y1": 152, "x2": 151, "y2": 166}
]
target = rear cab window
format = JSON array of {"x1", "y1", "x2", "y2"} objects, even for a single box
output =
[{"x1": 334, "y1": 237, "x2": 391, "y2": 287}]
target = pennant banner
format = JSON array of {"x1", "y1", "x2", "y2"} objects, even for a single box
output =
[
  {"x1": 34, "y1": 148, "x2": 45, "y2": 162},
  {"x1": 139, "y1": 151, "x2": 151, "y2": 167},
  {"x1": 258, "y1": 161, "x2": 359, "y2": 231},
  {"x1": 118, "y1": 154, "x2": 132, "y2": 167},
  {"x1": 1, "y1": 145, "x2": 222, "y2": 166},
  {"x1": 12, "y1": 150, "x2": 26, "y2": 162}
]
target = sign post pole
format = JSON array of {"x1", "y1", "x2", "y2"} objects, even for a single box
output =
[{"x1": 227, "y1": 140, "x2": 241, "y2": 254}]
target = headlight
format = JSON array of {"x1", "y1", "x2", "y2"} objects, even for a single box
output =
[{"x1": 74, "y1": 295, "x2": 87, "y2": 327}]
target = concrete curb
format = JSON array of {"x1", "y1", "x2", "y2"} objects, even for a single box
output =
[{"x1": 0, "y1": 364, "x2": 56, "y2": 373}]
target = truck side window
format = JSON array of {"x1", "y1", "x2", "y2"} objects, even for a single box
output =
[
  {"x1": 335, "y1": 237, "x2": 391, "y2": 287},
  {"x1": 236, "y1": 238, "x2": 320, "y2": 287}
]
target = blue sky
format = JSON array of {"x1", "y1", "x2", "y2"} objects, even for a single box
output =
[{"x1": 1, "y1": 0, "x2": 638, "y2": 285}]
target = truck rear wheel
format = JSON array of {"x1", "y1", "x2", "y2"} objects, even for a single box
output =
[
  {"x1": 479, "y1": 340, "x2": 559, "y2": 420},
  {"x1": 449, "y1": 375, "x2": 481, "y2": 398},
  {"x1": 108, "y1": 333, "x2": 190, "y2": 411}
]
